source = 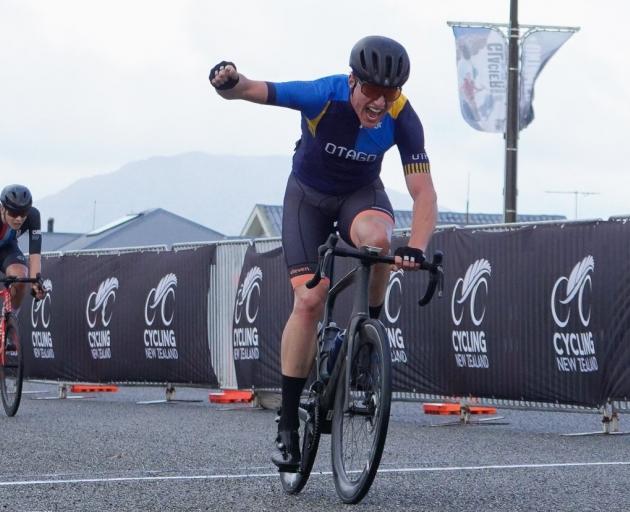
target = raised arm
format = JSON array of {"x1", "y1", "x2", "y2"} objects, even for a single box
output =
[{"x1": 209, "y1": 61, "x2": 269, "y2": 104}]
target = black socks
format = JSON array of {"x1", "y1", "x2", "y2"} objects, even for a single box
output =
[
  {"x1": 279, "y1": 375, "x2": 307, "y2": 431},
  {"x1": 369, "y1": 303, "x2": 383, "y2": 320}
]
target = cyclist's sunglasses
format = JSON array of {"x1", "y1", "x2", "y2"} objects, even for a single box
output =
[
  {"x1": 356, "y1": 78, "x2": 402, "y2": 102},
  {"x1": 3, "y1": 207, "x2": 29, "y2": 219}
]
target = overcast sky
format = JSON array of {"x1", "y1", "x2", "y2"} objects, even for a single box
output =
[{"x1": 1, "y1": 0, "x2": 628, "y2": 220}]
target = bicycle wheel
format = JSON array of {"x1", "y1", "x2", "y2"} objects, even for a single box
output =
[
  {"x1": 279, "y1": 395, "x2": 322, "y2": 494},
  {"x1": 1, "y1": 314, "x2": 24, "y2": 417},
  {"x1": 331, "y1": 319, "x2": 391, "y2": 504}
]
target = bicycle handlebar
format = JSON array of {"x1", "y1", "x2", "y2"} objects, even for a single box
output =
[
  {"x1": 305, "y1": 234, "x2": 444, "y2": 306},
  {"x1": 0, "y1": 273, "x2": 43, "y2": 286},
  {"x1": 1, "y1": 273, "x2": 47, "y2": 299}
]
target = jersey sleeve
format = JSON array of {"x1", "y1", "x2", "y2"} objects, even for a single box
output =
[
  {"x1": 265, "y1": 75, "x2": 344, "y2": 119},
  {"x1": 393, "y1": 99, "x2": 431, "y2": 177},
  {"x1": 26, "y1": 207, "x2": 42, "y2": 254}
]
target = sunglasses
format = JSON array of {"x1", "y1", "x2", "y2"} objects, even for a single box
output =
[
  {"x1": 356, "y1": 78, "x2": 401, "y2": 102},
  {"x1": 3, "y1": 208, "x2": 28, "y2": 219}
]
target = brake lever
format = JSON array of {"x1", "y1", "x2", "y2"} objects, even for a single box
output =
[
  {"x1": 418, "y1": 251, "x2": 444, "y2": 306},
  {"x1": 436, "y1": 267, "x2": 444, "y2": 298},
  {"x1": 305, "y1": 263, "x2": 323, "y2": 289},
  {"x1": 306, "y1": 234, "x2": 339, "y2": 289}
]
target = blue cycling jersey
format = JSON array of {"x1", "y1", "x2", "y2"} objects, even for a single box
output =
[
  {"x1": 0, "y1": 207, "x2": 42, "y2": 254},
  {"x1": 266, "y1": 74, "x2": 430, "y2": 195}
]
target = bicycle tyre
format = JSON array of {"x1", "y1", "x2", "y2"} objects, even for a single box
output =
[
  {"x1": 279, "y1": 396, "x2": 322, "y2": 494},
  {"x1": 1, "y1": 314, "x2": 24, "y2": 417},
  {"x1": 331, "y1": 319, "x2": 391, "y2": 504}
]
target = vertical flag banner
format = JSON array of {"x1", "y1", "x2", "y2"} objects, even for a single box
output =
[
  {"x1": 519, "y1": 30, "x2": 575, "y2": 129},
  {"x1": 452, "y1": 26, "x2": 508, "y2": 133},
  {"x1": 451, "y1": 24, "x2": 576, "y2": 133}
]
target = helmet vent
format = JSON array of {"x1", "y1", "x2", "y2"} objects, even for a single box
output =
[
  {"x1": 370, "y1": 51, "x2": 379, "y2": 74},
  {"x1": 385, "y1": 56, "x2": 393, "y2": 80},
  {"x1": 359, "y1": 50, "x2": 367, "y2": 71},
  {"x1": 396, "y1": 56, "x2": 404, "y2": 77}
]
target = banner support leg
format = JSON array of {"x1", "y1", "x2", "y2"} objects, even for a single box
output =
[
  {"x1": 137, "y1": 383, "x2": 203, "y2": 405},
  {"x1": 561, "y1": 402, "x2": 629, "y2": 436}
]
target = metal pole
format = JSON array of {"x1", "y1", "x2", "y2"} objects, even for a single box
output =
[
  {"x1": 466, "y1": 171, "x2": 470, "y2": 224},
  {"x1": 504, "y1": 0, "x2": 519, "y2": 223}
]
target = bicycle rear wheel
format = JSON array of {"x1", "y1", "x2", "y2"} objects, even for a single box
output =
[
  {"x1": 331, "y1": 319, "x2": 391, "y2": 504},
  {"x1": 1, "y1": 314, "x2": 24, "y2": 417},
  {"x1": 279, "y1": 395, "x2": 322, "y2": 494}
]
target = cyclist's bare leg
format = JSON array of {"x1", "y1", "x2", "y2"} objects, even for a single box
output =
[
  {"x1": 5, "y1": 263, "x2": 28, "y2": 310},
  {"x1": 349, "y1": 213, "x2": 394, "y2": 308},
  {"x1": 273, "y1": 281, "x2": 328, "y2": 468},
  {"x1": 280, "y1": 281, "x2": 328, "y2": 377}
]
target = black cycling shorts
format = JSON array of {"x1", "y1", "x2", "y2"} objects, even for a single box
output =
[
  {"x1": 0, "y1": 241, "x2": 27, "y2": 273},
  {"x1": 282, "y1": 173, "x2": 394, "y2": 284}
]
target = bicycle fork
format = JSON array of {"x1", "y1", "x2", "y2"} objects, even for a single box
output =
[{"x1": 321, "y1": 257, "x2": 374, "y2": 415}]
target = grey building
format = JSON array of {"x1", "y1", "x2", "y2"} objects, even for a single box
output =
[
  {"x1": 19, "y1": 208, "x2": 225, "y2": 253},
  {"x1": 240, "y1": 204, "x2": 566, "y2": 238}
]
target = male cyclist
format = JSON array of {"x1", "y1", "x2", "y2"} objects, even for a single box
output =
[
  {"x1": 0, "y1": 184, "x2": 45, "y2": 308},
  {"x1": 210, "y1": 36, "x2": 437, "y2": 471}
]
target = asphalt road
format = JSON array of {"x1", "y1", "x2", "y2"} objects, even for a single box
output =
[{"x1": 1, "y1": 382, "x2": 628, "y2": 511}]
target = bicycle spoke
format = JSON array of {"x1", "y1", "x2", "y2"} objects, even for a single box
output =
[
  {"x1": 340, "y1": 345, "x2": 383, "y2": 480},
  {"x1": 331, "y1": 319, "x2": 392, "y2": 504}
]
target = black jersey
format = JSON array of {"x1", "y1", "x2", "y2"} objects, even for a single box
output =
[{"x1": 0, "y1": 207, "x2": 42, "y2": 254}]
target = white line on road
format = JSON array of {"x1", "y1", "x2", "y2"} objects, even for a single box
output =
[{"x1": 1, "y1": 461, "x2": 629, "y2": 487}]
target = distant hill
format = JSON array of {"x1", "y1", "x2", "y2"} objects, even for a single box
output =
[{"x1": 36, "y1": 152, "x2": 417, "y2": 235}]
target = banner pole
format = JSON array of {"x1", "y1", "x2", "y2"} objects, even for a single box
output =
[{"x1": 504, "y1": 0, "x2": 520, "y2": 223}]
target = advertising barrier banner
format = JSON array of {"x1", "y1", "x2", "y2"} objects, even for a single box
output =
[
  {"x1": 20, "y1": 246, "x2": 218, "y2": 386},
  {"x1": 232, "y1": 245, "x2": 292, "y2": 388},
  {"x1": 232, "y1": 221, "x2": 630, "y2": 407}
]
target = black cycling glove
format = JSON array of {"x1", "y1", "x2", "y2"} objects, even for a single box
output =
[
  {"x1": 394, "y1": 246, "x2": 425, "y2": 264},
  {"x1": 209, "y1": 60, "x2": 240, "y2": 90}
]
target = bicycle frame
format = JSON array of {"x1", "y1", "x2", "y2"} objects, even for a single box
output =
[
  {"x1": 0, "y1": 287, "x2": 14, "y2": 365},
  {"x1": 318, "y1": 248, "x2": 378, "y2": 414},
  {"x1": 0, "y1": 275, "x2": 45, "y2": 365},
  {"x1": 309, "y1": 234, "x2": 443, "y2": 416}
]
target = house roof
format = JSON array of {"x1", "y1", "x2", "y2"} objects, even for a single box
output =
[
  {"x1": 395, "y1": 210, "x2": 566, "y2": 229},
  {"x1": 54, "y1": 208, "x2": 225, "y2": 252},
  {"x1": 240, "y1": 204, "x2": 566, "y2": 238},
  {"x1": 18, "y1": 231, "x2": 83, "y2": 254}
]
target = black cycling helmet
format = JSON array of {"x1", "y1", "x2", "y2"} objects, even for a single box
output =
[
  {"x1": 1, "y1": 184, "x2": 33, "y2": 216},
  {"x1": 349, "y1": 35, "x2": 410, "y2": 88}
]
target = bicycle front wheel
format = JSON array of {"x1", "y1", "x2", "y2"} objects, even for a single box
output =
[
  {"x1": 331, "y1": 319, "x2": 392, "y2": 504},
  {"x1": 1, "y1": 314, "x2": 24, "y2": 417}
]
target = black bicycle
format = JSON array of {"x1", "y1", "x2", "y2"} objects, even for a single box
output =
[
  {"x1": 0, "y1": 274, "x2": 45, "y2": 416},
  {"x1": 279, "y1": 234, "x2": 443, "y2": 503}
]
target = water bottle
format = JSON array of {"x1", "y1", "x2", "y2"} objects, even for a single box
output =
[
  {"x1": 328, "y1": 330, "x2": 344, "y2": 374},
  {"x1": 319, "y1": 323, "x2": 345, "y2": 381}
]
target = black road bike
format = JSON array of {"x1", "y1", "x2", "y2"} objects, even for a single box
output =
[{"x1": 279, "y1": 234, "x2": 443, "y2": 503}]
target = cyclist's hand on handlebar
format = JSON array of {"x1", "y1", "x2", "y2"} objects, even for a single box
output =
[
  {"x1": 394, "y1": 246, "x2": 425, "y2": 270},
  {"x1": 209, "y1": 61, "x2": 240, "y2": 90},
  {"x1": 30, "y1": 282, "x2": 45, "y2": 301}
]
